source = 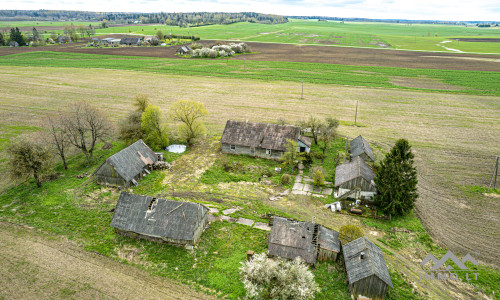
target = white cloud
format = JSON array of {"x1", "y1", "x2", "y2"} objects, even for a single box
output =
[{"x1": 1, "y1": 0, "x2": 499, "y2": 21}]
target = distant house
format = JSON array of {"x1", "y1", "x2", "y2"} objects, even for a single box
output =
[
  {"x1": 343, "y1": 237, "x2": 393, "y2": 300},
  {"x1": 94, "y1": 140, "x2": 159, "y2": 187},
  {"x1": 220, "y1": 120, "x2": 312, "y2": 160},
  {"x1": 9, "y1": 41, "x2": 19, "y2": 47},
  {"x1": 268, "y1": 217, "x2": 340, "y2": 264},
  {"x1": 57, "y1": 35, "x2": 70, "y2": 44},
  {"x1": 335, "y1": 156, "x2": 376, "y2": 200},
  {"x1": 350, "y1": 135, "x2": 375, "y2": 162},
  {"x1": 120, "y1": 36, "x2": 142, "y2": 46},
  {"x1": 91, "y1": 37, "x2": 100, "y2": 44},
  {"x1": 176, "y1": 46, "x2": 192, "y2": 55},
  {"x1": 111, "y1": 192, "x2": 209, "y2": 245},
  {"x1": 101, "y1": 38, "x2": 121, "y2": 45},
  {"x1": 144, "y1": 35, "x2": 159, "y2": 44}
]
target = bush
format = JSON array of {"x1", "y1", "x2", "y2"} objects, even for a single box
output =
[
  {"x1": 281, "y1": 173, "x2": 291, "y2": 185},
  {"x1": 311, "y1": 166, "x2": 325, "y2": 186},
  {"x1": 339, "y1": 225, "x2": 364, "y2": 245},
  {"x1": 240, "y1": 253, "x2": 319, "y2": 300}
]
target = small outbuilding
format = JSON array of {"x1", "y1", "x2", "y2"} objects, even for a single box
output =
[
  {"x1": 120, "y1": 36, "x2": 142, "y2": 46},
  {"x1": 221, "y1": 120, "x2": 311, "y2": 160},
  {"x1": 268, "y1": 217, "x2": 340, "y2": 264},
  {"x1": 94, "y1": 139, "x2": 158, "y2": 187},
  {"x1": 350, "y1": 135, "x2": 375, "y2": 162},
  {"x1": 335, "y1": 156, "x2": 376, "y2": 200},
  {"x1": 9, "y1": 41, "x2": 19, "y2": 47},
  {"x1": 111, "y1": 192, "x2": 209, "y2": 245},
  {"x1": 57, "y1": 35, "x2": 70, "y2": 43},
  {"x1": 343, "y1": 237, "x2": 393, "y2": 300},
  {"x1": 177, "y1": 46, "x2": 192, "y2": 55}
]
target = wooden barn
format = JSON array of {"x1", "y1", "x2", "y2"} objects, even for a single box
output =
[
  {"x1": 350, "y1": 135, "x2": 375, "y2": 162},
  {"x1": 94, "y1": 140, "x2": 158, "y2": 187},
  {"x1": 220, "y1": 120, "x2": 311, "y2": 160},
  {"x1": 268, "y1": 217, "x2": 340, "y2": 264},
  {"x1": 343, "y1": 237, "x2": 393, "y2": 300},
  {"x1": 111, "y1": 192, "x2": 209, "y2": 245},
  {"x1": 177, "y1": 46, "x2": 192, "y2": 55},
  {"x1": 120, "y1": 36, "x2": 142, "y2": 46},
  {"x1": 335, "y1": 156, "x2": 377, "y2": 200}
]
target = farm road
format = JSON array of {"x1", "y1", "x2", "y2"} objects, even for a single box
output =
[{"x1": 0, "y1": 222, "x2": 215, "y2": 300}]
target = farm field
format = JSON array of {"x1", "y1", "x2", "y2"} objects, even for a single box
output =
[
  {"x1": 0, "y1": 51, "x2": 499, "y2": 96},
  {"x1": 90, "y1": 19, "x2": 500, "y2": 53},
  {"x1": 0, "y1": 65, "x2": 499, "y2": 299}
]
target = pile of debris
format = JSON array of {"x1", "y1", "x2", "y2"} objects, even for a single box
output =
[{"x1": 151, "y1": 161, "x2": 172, "y2": 170}]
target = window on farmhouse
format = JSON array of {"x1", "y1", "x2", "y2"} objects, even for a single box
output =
[
  {"x1": 266, "y1": 149, "x2": 272, "y2": 156},
  {"x1": 230, "y1": 144, "x2": 236, "y2": 150}
]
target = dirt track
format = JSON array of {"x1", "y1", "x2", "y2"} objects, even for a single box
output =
[
  {"x1": 0, "y1": 222, "x2": 216, "y2": 300},
  {"x1": 0, "y1": 39, "x2": 499, "y2": 71}
]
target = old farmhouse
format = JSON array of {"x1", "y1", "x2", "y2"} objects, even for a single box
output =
[
  {"x1": 221, "y1": 120, "x2": 312, "y2": 160},
  {"x1": 350, "y1": 135, "x2": 375, "y2": 162},
  {"x1": 120, "y1": 36, "x2": 142, "y2": 46},
  {"x1": 94, "y1": 140, "x2": 158, "y2": 187},
  {"x1": 177, "y1": 46, "x2": 192, "y2": 55},
  {"x1": 335, "y1": 156, "x2": 377, "y2": 200},
  {"x1": 344, "y1": 237, "x2": 393, "y2": 300},
  {"x1": 111, "y1": 192, "x2": 209, "y2": 245},
  {"x1": 268, "y1": 217, "x2": 340, "y2": 264}
]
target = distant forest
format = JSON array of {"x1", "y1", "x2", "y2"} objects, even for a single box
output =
[
  {"x1": 291, "y1": 16, "x2": 498, "y2": 25},
  {"x1": 0, "y1": 10, "x2": 288, "y2": 26}
]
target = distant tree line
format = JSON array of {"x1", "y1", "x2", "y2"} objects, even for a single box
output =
[{"x1": 0, "y1": 10, "x2": 288, "y2": 26}]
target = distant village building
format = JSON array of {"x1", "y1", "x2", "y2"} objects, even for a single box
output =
[
  {"x1": 267, "y1": 217, "x2": 340, "y2": 264},
  {"x1": 9, "y1": 41, "x2": 19, "y2": 47},
  {"x1": 111, "y1": 192, "x2": 209, "y2": 245},
  {"x1": 343, "y1": 237, "x2": 393, "y2": 300},
  {"x1": 350, "y1": 135, "x2": 375, "y2": 162},
  {"x1": 221, "y1": 120, "x2": 312, "y2": 160},
  {"x1": 120, "y1": 36, "x2": 142, "y2": 46},
  {"x1": 57, "y1": 35, "x2": 70, "y2": 43},
  {"x1": 335, "y1": 156, "x2": 377, "y2": 200},
  {"x1": 101, "y1": 38, "x2": 121, "y2": 46},
  {"x1": 144, "y1": 35, "x2": 159, "y2": 44},
  {"x1": 91, "y1": 37, "x2": 101, "y2": 44},
  {"x1": 177, "y1": 46, "x2": 192, "y2": 55},
  {"x1": 94, "y1": 140, "x2": 159, "y2": 187}
]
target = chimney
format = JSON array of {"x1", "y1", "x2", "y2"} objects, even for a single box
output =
[
  {"x1": 360, "y1": 252, "x2": 365, "y2": 259},
  {"x1": 247, "y1": 250, "x2": 254, "y2": 261}
]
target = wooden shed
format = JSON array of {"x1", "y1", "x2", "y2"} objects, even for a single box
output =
[
  {"x1": 111, "y1": 192, "x2": 209, "y2": 245},
  {"x1": 350, "y1": 135, "x2": 375, "y2": 162},
  {"x1": 94, "y1": 140, "x2": 158, "y2": 187},
  {"x1": 335, "y1": 156, "x2": 376, "y2": 200},
  {"x1": 268, "y1": 217, "x2": 340, "y2": 264},
  {"x1": 343, "y1": 237, "x2": 393, "y2": 300},
  {"x1": 221, "y1": 120, "x2": 311, "y2": 160},
  {"x1": 120, "y1": 36, "x2": 142, "y2": 46},
  {"x1": 177, "y1": 46, "x2": 192, "y2": 55}
]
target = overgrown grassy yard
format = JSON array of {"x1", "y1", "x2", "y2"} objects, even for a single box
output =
[
  {"x1": 89, "y1": 19, "x2": 500, "y2": 53},
  {"x1": 0, "y1": 50, "x2": 498, "y2": 299}
]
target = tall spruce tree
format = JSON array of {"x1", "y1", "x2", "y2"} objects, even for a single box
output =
[{"x1": 374, "y1": 139, "x2": 418, "y2": 217}]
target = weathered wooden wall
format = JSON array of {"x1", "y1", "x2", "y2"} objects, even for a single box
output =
[
  {"x1": 349, "y1": 275, "x2": 388, "y2": 300},
  {"x1": 222, "y1": 143, "x2": 283, "y2": 160}
]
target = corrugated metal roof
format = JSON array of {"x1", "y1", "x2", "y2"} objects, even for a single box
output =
[
  {"x1": 335, "y1": 156, "x2": 375, "y2": 187},
  {"x1": 343, "y1": 237, "x2": 393, "y2": 288},
  {"x1": 350, "y1": 135, "x2": 375, "y2": 161},
  {"x1": 111, "y1": 192, "x2": 209, "y2": 242},
  {"x1": 220, "y1": 120, "x2": 301, "y2": 152}
]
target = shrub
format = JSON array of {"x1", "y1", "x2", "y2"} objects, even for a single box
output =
[
  {"x1": 311, "y1": 166, "x2": 325, "y2": 186},
  {"x1": 281, "y1": 173, "x2": 291, "y2": 185},
  {"x1": 339, "y1": 225, "x2": 364, "y2": 245},
  {"x1": 240, "y1": 253, "x2": 319, "y2": 300},
  {"x1": 207, "y1": 49, "x2": 218, "y2": 58}
]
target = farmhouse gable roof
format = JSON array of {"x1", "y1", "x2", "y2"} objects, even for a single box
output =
[{"x1": 335, "y1": 156, "x2": 375, "y2": 187}]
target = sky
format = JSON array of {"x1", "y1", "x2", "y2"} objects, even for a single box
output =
[{"x1": 1, "y1": 0, "x2": 499, "y2": 21}]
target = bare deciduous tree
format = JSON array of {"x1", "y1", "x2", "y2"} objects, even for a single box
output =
[
  {"x1": 47, "y1": 114, "x2": 70, "y2": 170},
  {"x1": 63, "y1": 102, "x2": 111, "y2": 159},
  {"x1": 169, "y1": 100, "x2": 208, "y2": 146}
]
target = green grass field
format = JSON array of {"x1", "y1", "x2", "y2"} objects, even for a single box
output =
[
  {"x1": 1, "y1": 52, "x2": 499, "y2": 96},
  {"x1": 91, "y1": 19, "x2": 500, "y2": 53}
]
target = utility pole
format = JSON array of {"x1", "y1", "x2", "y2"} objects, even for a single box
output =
[
  {"x1": 489, "y1": 156, "x2": 499, "y2": 191},
  {"x1": 354, "y1": 100, "x2": 359, "y2": 126},
  {"x1": 301, "y1": 80, "x2": 304, "y2": 99}
]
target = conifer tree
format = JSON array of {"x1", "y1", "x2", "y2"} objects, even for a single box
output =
[{"x1": 374, "y1": 139, "x2": 418, "y2": 217}]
